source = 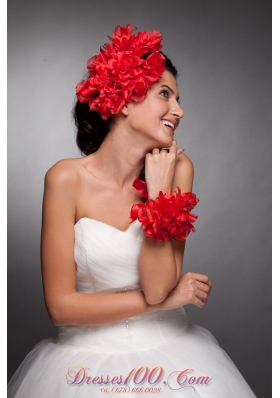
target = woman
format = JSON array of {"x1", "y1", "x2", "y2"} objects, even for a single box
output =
[{"x1": 8, "y1": 24, "x2": 256, "y2": 397}]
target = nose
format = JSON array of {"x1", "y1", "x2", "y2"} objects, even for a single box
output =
[{"x1": 171, "y1": 101, "x2": 184, "y2": 119}]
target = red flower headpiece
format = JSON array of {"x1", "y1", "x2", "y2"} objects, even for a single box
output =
[{"x1": 76, "y1": 24, "x2": 166, "y2": 120}]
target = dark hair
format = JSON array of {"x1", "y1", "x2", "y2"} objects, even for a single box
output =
[{"x1": 73, "y1": 52, "x2": 178, "y2": 158}]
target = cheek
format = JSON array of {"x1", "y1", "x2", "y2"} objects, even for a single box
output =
[
  {"x1": 128, "y1": 99, "x2": 164, "y2": 132},
  {"x1": 139, "y1": 102, "x2": 162, "y2": 121}
]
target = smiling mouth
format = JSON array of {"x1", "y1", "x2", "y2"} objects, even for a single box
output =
[
  {"x1": 162, "y1": 120, "x2": 175, "y2": 130},
  {"x1": 162, "y1": 120, "x2": 175, "y2": 134}
]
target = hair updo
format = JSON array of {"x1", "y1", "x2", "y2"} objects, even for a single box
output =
[{"x1": 73, "y1": 52, "x2": 178, "y2": 157}]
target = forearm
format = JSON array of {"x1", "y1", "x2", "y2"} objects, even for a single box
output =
[
  {"x1": 47, "y1": 289, "x2": 160, "y2": 326},
  {"x1": 138, "y1": 236, "x2": 179, "y2": 305}
]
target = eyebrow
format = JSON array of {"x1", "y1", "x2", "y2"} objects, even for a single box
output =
[{"x1": 159, "y1": 84, "x2": 180, "y2": 101}]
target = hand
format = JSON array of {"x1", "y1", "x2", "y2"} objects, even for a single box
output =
[
  {"x1": 145, "y1": 138, "x2": 184, "y2": 199},
  {"x1": 159, "y1": 272, "x2": 212, "y2": 310}
]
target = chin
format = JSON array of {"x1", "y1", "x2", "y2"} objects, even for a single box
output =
[
  {"x1": 145, "y1": 133, "x2": 173, "y2": 151},
  {"x1": 158, "y1": 136, "x2": 173, "y2": 149}
]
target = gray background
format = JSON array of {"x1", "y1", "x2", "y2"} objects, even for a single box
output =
[{"x1": 8, "y1": 0, "x2": 271, "y2": 396}]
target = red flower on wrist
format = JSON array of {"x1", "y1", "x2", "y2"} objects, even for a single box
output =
[{"x1": 130, "y1": 179, "x2": 199, "y2": 242}]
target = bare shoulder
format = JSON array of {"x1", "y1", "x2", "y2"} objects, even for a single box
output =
[
  {"x1": 177, "y1": 153, "x2": 194, "y2": 173},
  {"x1": 173, "y1": 153, "x2": 194, "y2": 192},
  {"x1": 44, "y1": 158, "x2": 83, "y2": 189},
  {"x1": 42, "y1": 158, "x2": 85, "y2": 225}
]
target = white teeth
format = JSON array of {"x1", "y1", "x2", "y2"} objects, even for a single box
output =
[{"x1": 162, "y1": 120, "x2": 175, "y2": 129}]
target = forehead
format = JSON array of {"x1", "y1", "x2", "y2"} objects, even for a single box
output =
[{"x1": 153, "y1": 70, "x2": 179, "y2": 95}]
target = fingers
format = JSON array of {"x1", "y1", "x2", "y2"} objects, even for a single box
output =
[
  {"x1": 184, "y1": 286, "x2": 208, "y2": 309},
  {"x1": 161, "y1": 272, "x2": 212, "y2": 311},
  {"x1": 170, "y1": 138, "x2": 184, "y2": 159},
  {"x1": 145, "y1": 138, "x2": 183, "y2": 198},
  {"x1": 196, "y1": 280, "x2": 211, "y2": 293},
  {"x1": 150, "y1": 138, "x2": 183, "y2": 157},
  {"x1": 168, "y1": 138, "x2": 177, "y2": 155},
  {"x1": 195, "y1": 291, "x2": 209, "y2": 307},
  {"x1": 177, "y1": 148, "x2": 184, "y2": 156},
  {"x1": 185, "y1": 272, "x2": 212, "y2": 289},
  {"x1": 180, "y1": 272, "x2": 212, "y2": 309},
  {"x1": 180, "y1": 273, "x2": 210, "y2": 289},
  {"x1": 193, "y1": 287, "x2": 210, "y2": 309}
]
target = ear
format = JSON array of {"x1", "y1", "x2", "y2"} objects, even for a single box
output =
[{"x1": 120, "y1": 103, "x2": 129, "y2": 116}]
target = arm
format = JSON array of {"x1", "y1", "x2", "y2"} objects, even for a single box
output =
[
  {"x1": 41, "y1": 160, "x2": 158, "y2": 326},
  {"x1": 41, "y1": 159, "x2": 210, "y2": 327},
  {"x1": 138, "y1": 141, "x2": 195, "y2": 305}
]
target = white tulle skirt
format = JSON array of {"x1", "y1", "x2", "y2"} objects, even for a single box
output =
[{"x1": 8, "y1": 308, "x2": 256, "y2": 397}]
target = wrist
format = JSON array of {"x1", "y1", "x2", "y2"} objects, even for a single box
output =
[
  {"x1": 131, "y1": 178, "x2": 199, "y2": 242},
  {"x1": 147, "y1": 187, "x2": 171, "y2": 200},
  {"x1": 145, "y1": 302, "x2": 162, "y2": 313}
]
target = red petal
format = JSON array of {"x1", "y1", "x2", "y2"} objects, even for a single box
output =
[{"x1": 132, "y1": 179, "x2": 148, "y2": 199}]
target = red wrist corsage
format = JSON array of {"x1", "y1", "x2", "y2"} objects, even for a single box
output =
[{"x1": 130, "y1": 179, "x2": 199, "y2": 242}]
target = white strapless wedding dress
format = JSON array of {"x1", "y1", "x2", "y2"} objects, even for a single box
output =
[{"x1": 8, "y1": 218, "x2": 256, "y2": 397}]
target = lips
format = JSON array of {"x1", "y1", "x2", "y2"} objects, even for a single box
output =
[
  {"x1": 162, "y1": 123, "x2": 174, "y2": 135},
  {"x1": 161, "y1": 119, "x2": 178, "y2": 135},
  {"x1": 162, "y1": 118, "x2": 178, "y2": 131}
]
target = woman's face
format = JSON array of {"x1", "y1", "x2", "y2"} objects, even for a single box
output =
[{"x1": 125, "y1": 70, "x2": 184, "y2": 148}]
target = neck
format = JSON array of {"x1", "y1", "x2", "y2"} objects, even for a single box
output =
[{"x1": 86, "y1": 124, "x2": 153, "y2": 190}]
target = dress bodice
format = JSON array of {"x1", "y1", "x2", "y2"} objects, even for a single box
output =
[
  {"x1": 74, "y1": 218, "x2": 143, "y2": 294},
  {"x1": 58, "y1": 217, "x2": 190, "y2": 353}
]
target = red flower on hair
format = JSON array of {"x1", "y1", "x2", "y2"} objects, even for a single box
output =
[
  {"x1": 76, "y1": 25, "x2": 165, "y2": 120},
  {"x1": 130, "y1": 179, "x2": 199, "y2": 242}
]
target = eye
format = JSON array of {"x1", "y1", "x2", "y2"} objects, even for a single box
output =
[{"x1": 159, "y1": 89, "x2": 169, "y2": 99}]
